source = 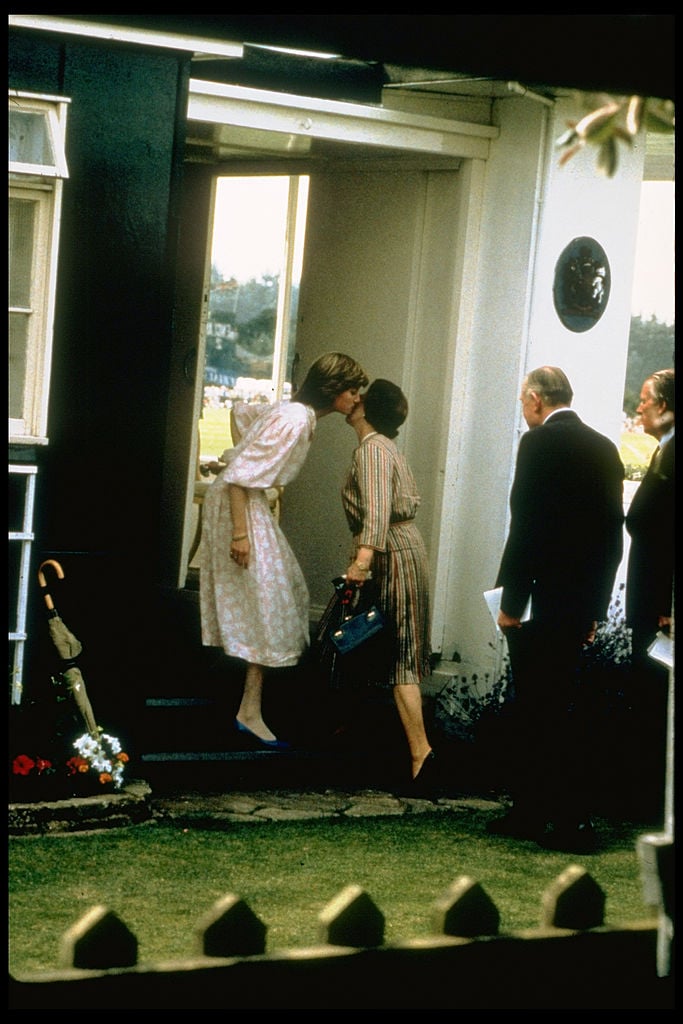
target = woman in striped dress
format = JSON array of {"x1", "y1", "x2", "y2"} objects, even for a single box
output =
[{"x1": 342, "y1": 379, "x2": 435, "y2": 784}]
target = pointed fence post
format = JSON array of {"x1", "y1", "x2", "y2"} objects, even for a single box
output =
[
  {"x1": 318, "y1": 884, "x2": 384, "y2": 947},
  {"x1": 195, "y1": 894, "x2": 267, "y2": 957},
  {"x1": 431, "y1": 875, "x2": 500, "y2": 937},
  {"x1": 637, "y1": 832, "x2": 674, "y2": 978},
  {"x1": 541, "y1": 866, "x2": 605, "y2": 930},
  {"x1": 59, "y1": 905, "x2": 138, "y2": 969}
]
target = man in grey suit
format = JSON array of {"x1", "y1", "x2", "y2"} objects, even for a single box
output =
[
  {"x1": 489, "y1": 365, "x2": 625, "y2": 851},
  {"x1": 625, "y1": 368, "x2": 674, "y2": 816}
]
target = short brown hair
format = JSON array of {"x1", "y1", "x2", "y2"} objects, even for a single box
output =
[{"x1": 293, "y1": 352, "x2": 368, "y2": 410}]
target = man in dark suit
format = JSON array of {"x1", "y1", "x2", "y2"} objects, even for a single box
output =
[
  {"x1": 489, "y1": 366, "x2": 624, "y2": 850},
  {"x1": 625, "y1": 368, "x2": 674, "y2": 816}
]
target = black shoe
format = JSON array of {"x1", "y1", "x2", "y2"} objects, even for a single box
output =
[
  {"x1": 539, "y1": 820, "x2": 597, "y2": 853},
  {"x1": 486, "y1": 810, "x2": 545, "y2": 842},
  {"x1": 409, "y1": 750, "x2": 440, "y2": 797}
]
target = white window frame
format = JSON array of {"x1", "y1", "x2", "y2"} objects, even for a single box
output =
[{"x1": 9, "y1": 90, "x2": 69, "y2": 444}]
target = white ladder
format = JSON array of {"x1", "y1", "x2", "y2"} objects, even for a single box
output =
[{"x1": 9, "y1": 463, "x2": 37, "y2": 705}]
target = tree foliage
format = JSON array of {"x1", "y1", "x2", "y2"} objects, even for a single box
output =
[
  {"x1": 206, "y1": 269, "x2": 299, "y2": 382},
  {"x1": 623, "y1": 315, "x2": 675, "y2": 415}
]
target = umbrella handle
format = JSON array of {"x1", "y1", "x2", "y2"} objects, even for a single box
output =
[{"x1": 38, "y1": 559, "x2": 65, "y2": 612}]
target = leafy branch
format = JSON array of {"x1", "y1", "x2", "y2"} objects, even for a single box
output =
[{"x1": 556, "y1": 94, "x2": 674, "y2": 177}]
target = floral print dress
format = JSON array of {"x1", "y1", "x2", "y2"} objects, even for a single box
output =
[{"x1": 200, "y1": 400, "x2": 316, "y2": 668}]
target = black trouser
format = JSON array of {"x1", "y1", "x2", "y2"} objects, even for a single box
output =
[
  {"x1": 628, "y1": 622, "x2": 670, "y2": 817},
  {"x1": 504, "y1": 620, "x2": 590, "y2": 826}
]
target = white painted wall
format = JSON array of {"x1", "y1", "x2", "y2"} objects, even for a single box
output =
[
  {"x1": 434, "y1": 94, "x2": 645, "y2": 687},
  {"x1": 525, "y1": 95, "x2": 644, "y2": 444},
  {"x1": 433, "y1": 96, "x2": 549, "y2": 681}
]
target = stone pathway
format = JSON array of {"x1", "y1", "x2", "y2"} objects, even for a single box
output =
[
  {"x1": 9, "y1": 779, "x2": 506, "y2": 835},
  {"x1": 152, "y1": 787, "x2": 505, "y2": 826}
]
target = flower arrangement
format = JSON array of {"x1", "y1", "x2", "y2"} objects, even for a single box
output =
[
  {"x1": 12, "y1": 729, "x2": 129, "y2": 794},
  {"x1": 69, "y1": 730, "x2": 129, "y2": 788}
]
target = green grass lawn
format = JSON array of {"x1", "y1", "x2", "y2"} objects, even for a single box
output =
[
  {"x1": 619, "y1": 430, "x2": 657, "y2": 474},
  {"x1": 9, "y1": 811, "x2": 654, "y2": 974},
  {"x1": 198, "y1": 404, "x2": 233, "y2": 460}
]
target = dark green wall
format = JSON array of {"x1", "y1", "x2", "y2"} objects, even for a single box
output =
[{"x1": 10, "y1": 29, "x2": 191, "y2": 734}]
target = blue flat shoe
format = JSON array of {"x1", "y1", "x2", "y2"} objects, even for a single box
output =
[{"x1": 235, "y1": 719, "x2": 292, "y2": 751}]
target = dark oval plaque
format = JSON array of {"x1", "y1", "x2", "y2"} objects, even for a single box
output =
[{"x1": 553, "y1": 236, "x2": 611, "y2": 332}]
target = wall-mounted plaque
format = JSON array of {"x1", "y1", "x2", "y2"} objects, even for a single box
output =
[{"x1": 553, "y1": 236, "x2": 611, "y2": 332}]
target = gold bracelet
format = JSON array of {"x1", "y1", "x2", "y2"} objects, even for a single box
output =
[
  {"x1": 232, "y1": 534, "x2": 248, "y2": 542},
  {"x1": 355, "y1": 561, "x2": 370, "y2": 572}
]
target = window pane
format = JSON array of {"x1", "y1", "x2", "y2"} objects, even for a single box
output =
[
  {"x1": 9, "y1": 313, "x2": 29, "y2": 420},
  {"x1": 9, "y1": 109, "x2": 55, "y2": 167},
  {"x1": 198, "y1": 176, "x2": 308, "y2": 463},
  {"x1": 9, "y1": 198, "x2": 36, "y2": 307},
  {"x1": 206, "y1": 177, "x2": 289, "y2": 398}
]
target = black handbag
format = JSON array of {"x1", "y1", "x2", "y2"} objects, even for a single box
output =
[
  {"x1": 331, "y1": 588, "x2": 386, "y2": 654},
  {"x1": 314, "y1": 577, "x2": 394, "y2": 689}
]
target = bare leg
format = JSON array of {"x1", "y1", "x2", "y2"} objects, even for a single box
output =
[
  {"x1": 392, "y1": 682, "x2": 432, "y2": 778},
  {"x1": 236, "y1": 663, "x2": 277, "y2": 742}
]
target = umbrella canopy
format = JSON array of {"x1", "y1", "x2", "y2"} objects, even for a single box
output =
[{"x1": 37, "y1": 560, "x2": 98, "y2": 737}]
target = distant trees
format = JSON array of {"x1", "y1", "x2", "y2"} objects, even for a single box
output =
[
  {"x1": 623, "y1": 315, "x2": 675, "y2": 414},
  {"x1": 206, "y1": 267, "x2": 300, "y2": 383}
]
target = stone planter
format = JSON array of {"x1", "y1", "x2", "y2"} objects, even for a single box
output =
[
  {"x1": 8, "y1": 779, "x2": 153, "y2": 835},
  {"x1": 9, "y1": 770, "x2": 117, "y2": 805}
]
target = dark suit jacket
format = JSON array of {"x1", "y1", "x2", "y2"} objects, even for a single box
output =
[
  {"x1": 625, "y1": 434, "x2": 675, "y2": 638},
  {"x1": 496, "y1": 409, "x2": 625, "y2": 626}
]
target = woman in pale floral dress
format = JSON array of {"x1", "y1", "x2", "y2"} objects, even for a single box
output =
[{"x1": 200, "y1": 352, "x2": 368, "y2": 749}]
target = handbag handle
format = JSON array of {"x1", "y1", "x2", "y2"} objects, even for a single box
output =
[{"x1": 340, "y1": 578, "x2": 380, "y2": 616}]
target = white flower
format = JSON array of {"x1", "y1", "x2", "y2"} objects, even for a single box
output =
[{"x1": 73, "y1": 730, "x2": 127, "y2": 789}]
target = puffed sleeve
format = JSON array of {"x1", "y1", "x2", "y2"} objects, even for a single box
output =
[
  {"x1": 355, "y1": 441, "x2": 393, "y2": 550},
  {"x1": 223, "y1": 403, "x2": 314, "y2": 489}
]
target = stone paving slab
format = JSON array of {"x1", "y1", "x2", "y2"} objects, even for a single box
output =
[
  {"x1": 9, "y1": 781, "x2": 507, "y2": 834},
  {"x1": 150, "y1": 788, "x2": 506, "y2": 825}
]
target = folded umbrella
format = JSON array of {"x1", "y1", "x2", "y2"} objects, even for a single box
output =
[{"x1": 37, "y1": 559, "x2": 98, "y2": 737}]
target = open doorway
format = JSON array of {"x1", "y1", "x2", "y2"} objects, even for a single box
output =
[{"x1": 187, "y1": 174, "x2": 309, "y2": 570}]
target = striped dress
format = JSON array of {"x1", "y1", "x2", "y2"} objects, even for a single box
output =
[{"x1": 341, "y1": 432, "x2": 432, "y2": 686}]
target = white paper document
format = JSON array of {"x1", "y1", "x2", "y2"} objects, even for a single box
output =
[
  {"x1": 484, "y1": 587, "x2": 531, "y2": 635},
  {"x1": 647, "y1": 630, "x2": 674, "y2": 669}
]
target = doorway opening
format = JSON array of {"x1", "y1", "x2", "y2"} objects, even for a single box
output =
[{"x1": 188, "y1": 174, "x2": 309, "y2": 568}]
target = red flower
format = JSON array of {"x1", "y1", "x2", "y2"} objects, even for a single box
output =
[
  {"x1": 66, "y1": 755, "x2": 89, "y2": 776},
  {"x1": 35, "y1": 758, "x2": 53, "y2": 774},
  {"x1": 12, "y1": 755, "x2": 35, "y2": 776}
]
